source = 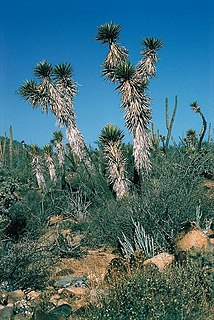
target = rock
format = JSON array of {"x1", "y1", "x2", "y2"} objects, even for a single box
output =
[
  {"x1": 143, "y1": 253, "x2": 175, "y2": 271},
  {"x1": 7, "y1": 290, "x2": 25, "y2": 304},
  {"x1": 53, "y1": 276, "x2": 87, "y2": 289},
  {"x1": 13, "y1": 299, "x2": 33, "y2": 318},
  {"x1": 62, "y1": 287, "x2": 87, "y2": 297},
  {"x1": 0, "y1": 303, "x2": 14, "y2": 320},
  {"x1": 174, "y1": 221, "x2": 210, "y2": 255},
  {"x1": 49, "y1": 294, "x2": 61, "y2": 305},
  {"x1": 13, "y1": 315, "x2": 28, "y2": 320},
  {"x1": 26, "y1": 290, "x2": 41, "y2": 301},
  {"x1": 48, "y1": 303, "x2": 72, "y2": 318},
  {"x1": 33, "y1": 309, "x2": 53, "y2": 320}
]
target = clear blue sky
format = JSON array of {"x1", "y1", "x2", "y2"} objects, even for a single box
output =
[{"x1": 0, "y1": 0, "x2": 213, "y2": 147}]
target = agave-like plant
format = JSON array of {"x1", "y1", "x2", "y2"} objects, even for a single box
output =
[
  {"x1": 99, "y1": 124, "x2": 129, "y2": 200},
  {"x1": 51, "y1": 130, "x2": 64, "y2": 168},
  {"x1": 43, "y1": 144, "x2": 57, "y2": 183},
  {"x1": 19, "y1": 61, "x2": 88, "y2": 163},
  {"x1": 191, "y1": 101, "x2": 207, "y2": 150},
  {"x1": 29, "y1": 144, "x2": 46, "y2": 190}
]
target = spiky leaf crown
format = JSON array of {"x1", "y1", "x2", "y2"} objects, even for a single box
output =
[
  {"x1": 141, "y1": 38, "x2": 164, "y2": 53},
  {"x1": 96, "y1": 22, "x2": 122, "y2": 44},
  {"x1": 34, "y1": 60, "x2": 53, "y2": 79},
  {"x1": 100, "y1": 124, "x2": 124, "y2": 144}
]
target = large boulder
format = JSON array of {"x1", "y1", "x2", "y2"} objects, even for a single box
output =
[{"x1": 174, "y1": 221, "x2": 210, "y2": 256}]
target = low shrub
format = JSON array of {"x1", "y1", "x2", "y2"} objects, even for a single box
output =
[
  {"x1": 0, "y1": 238, "x2": 55, "y2": 291},
  {"x1": 82, "y1": 260, "x2": 213, "y2": 319}
]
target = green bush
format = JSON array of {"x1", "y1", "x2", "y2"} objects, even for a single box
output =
[
  {"x1": 0, "y1": 238, "x2": 55, "y2": 291},
  {"x1": 86, "y1": 148, "x2": 213, "y2": 251},
  {"x1": 82, "y1": 261, "x2": 213, "y2": 319}
]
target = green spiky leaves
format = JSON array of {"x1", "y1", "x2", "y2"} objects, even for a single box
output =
[
  {"x1": 34, "y1": 61, "x2": 53, "y2": 79},
  {"x1": 53, "y1": 63, "x2": 73, "y2": 79},
  {"x1": 141, "y1": 38, "x2": 164, "y2": 53},
  {"x1": 191, "y1": 101, "x2": 201, "y2": 113},
  {"x1": 114, "y1": 60, "x2": 136, "y2": 83},
  {"x1": 19, "y1": 80, "x2": 40, "y2": 106},
  {"x1": 43, "y1": 144, "x2": 53, "y2": 155},
  {"x1": 29, "y1": 144, "x2": 40, "y2": 156},
  {"x1": 99, "y1": 124, "x2": 125, "y2": 145},
  {"x1": 51, "y1": 130, "x2": 64, "y2": 143},
  {"x1": 96, "y1": 22, "x2": 122, "y2": 44}
]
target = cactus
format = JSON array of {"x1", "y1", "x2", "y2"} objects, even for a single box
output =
[
  {"x1": 207, "y1": 123, "x2": 212, "y2": 143},
  {"x1": 9, "y1": 126, "x2": 13, "y2": 168},
  {"x1": 165, "y1": 96, "x2": 178, "y2": 149},
  {"x1": 0, "y1": 133, "x2": 7, "y2": 165},
  {"x1": 190, "y1": 101, "x2": 207, "y2": 150},
  {"x1": 150, "y1": 122, "x2": 161, "y2": 149}
]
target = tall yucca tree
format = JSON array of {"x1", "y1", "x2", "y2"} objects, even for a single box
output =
[
  {"x1": 51, "y1": 130, "x2": 65, "y2": 168},
  {"x1": 96, "y1": 23, "x2": 163, "y2": 176},
  {"x1": 43, "y1": 144, "x2": 57, "y2": 183},
  {"x1": 19, "y1": 61, "x2": 88, "y2": 163},
  {"x1": 29, "y1": 144, "x2": 46, "y2": 190},
  {"x1": 96, "y1": 22, "x2": 128, "y2": 82},
  {"x1": 53, "y1": 63, "x2": 88, "y2": 162},
  {"x1": 112, "y1": 60, "x2": 152, "y2": 175},
  {"x1": 191, "y1": 101, "x2": 207, "y2": 150},
  {"x1": 99, "y1": 124, "x2": 129, "y2": 200}
]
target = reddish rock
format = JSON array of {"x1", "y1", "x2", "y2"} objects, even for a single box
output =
[
  {"x1": 174, "y1": 221, "x2": 210, "y2": 254},
  {"x1": 143, "y1": 253, "x2": 175, "y2": 271}
]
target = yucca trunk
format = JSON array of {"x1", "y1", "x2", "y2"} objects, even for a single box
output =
[
  {"x1": 100, "y1": 124, "x2": 129, "y2": 200},
  {"x1": 119, "y1": 80, "x2": 152, "y2": 174},
  {"x1": 66, "y1": 120, "x2": 88, "y2": 162},
  {"x1": 44, "y1": 153, "x2": 57, "y2": 183},
  {"x1": 55, "y1": 141, "x2": 64, "y2": 167},
  {"x1": 31, "y1": 156, "x2": 46, "y2": 190}
]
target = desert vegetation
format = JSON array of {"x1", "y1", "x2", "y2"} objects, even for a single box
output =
[{"x1": 0, "y1": 22, "x2": 213, "y2": 319}]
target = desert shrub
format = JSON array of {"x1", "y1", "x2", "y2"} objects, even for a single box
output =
[
  {"x1": 82, "y1": 261, "x2": 213, "y2": 319},
  {"x1": 86, "y1": 148, "x2": 213, "y2": 251},
  {"x1": 0, "y1": 238, "x2": 54, "y2": 291}
]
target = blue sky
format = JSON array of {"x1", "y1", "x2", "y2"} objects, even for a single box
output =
[{"x1": 0, "y1": 0, "x2": 213, "y2": 147}]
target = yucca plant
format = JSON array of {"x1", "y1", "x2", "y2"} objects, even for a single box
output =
[
  {"x1": 43, "y1": 144, "x2": 57, "y2": 183},
  {"x1": 96, "y1": 22, "x2": 128, "y2": 82},
  {"x1": 191, "y1": 101, "x2": 207, "y2": 150},
  {"x1": 184, "y1": 129, "x2": 198, "y2": 151},
  {"x1": 19, "y1": 61, "x2": 89, "y2": 163},
  {"x1": 51, "y1": 130, "x2": 64, "y2": 168},
  {"x1": 136, "y1": 37, "x2": 163, "y2": 81},
  {"x1": 99, "y1": 124, "x2": 129, "y2": 200},
  {"x1": 114, "y1": 60, "x2": 152, "y2": 175},
  {"x1": 96, "y1": 23, "x2": 163, "y2": 178},
  {"x1": 29, "y1": 144, "x2": 46, "y2": 191}
]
